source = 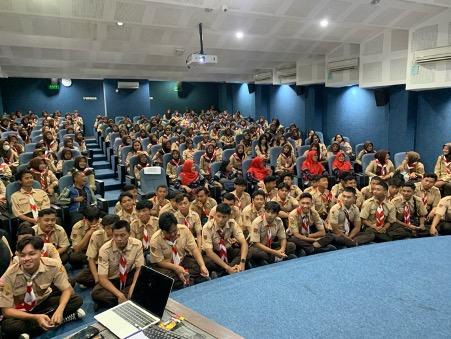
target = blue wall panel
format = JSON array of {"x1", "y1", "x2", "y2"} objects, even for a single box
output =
[
  {"x1": 415, "y1": 88, "x2": 451, "y2": 172},
  {"x1": 103, "y1": 79, "x2": 150, "y2": 119},
  {"x1": 1, "y1": 78, "x2": 104, "y2": 136},
  {"x1": 232, "y1": 84, "x2": 255, "y2": 119},
  {"x1": 269, "y1": 85, "x2": 304, "y2": 128},
  {"x1": 149, "y1": 81, "x2": 219, "y2": 115}
]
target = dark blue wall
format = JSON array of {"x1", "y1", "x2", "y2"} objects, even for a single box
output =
[
  {"x1": 149, "y1": 81, "x2": 219, "y2": 115},
  {"x1": 103, "y1": 79, "x2": 150, "y2": 119},
  {"x1": 0, "y1": 78, "x2": 104, "y2": 135},
  {"x1": 269, "y1": 85, "x2": 304, "y2": 128},
  {"x1": 231, "y1": 84, "x2": 255, "y2": 119},
  {"x1": 415, "y1": 88, "x2": 451, "y2": 171}
]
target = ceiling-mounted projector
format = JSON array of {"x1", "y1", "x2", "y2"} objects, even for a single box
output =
[{"x1": 187, "y1": 53, "x2": 218, "y2": 66}]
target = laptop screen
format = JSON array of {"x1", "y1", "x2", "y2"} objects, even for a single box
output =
[{"x1": 132, "y1": 266, "x2": 174, "y2": 318}]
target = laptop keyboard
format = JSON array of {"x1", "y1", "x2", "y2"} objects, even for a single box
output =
[
  {"x1": 112, "y1": 303, "x2": 157, "y2": 329},
  {"x1": 143, "y1": 325, "x2": 187, "y2": 338}
]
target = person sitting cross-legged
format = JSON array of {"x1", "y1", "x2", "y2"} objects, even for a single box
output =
[
  {"x1": 149, "y1": 212, "x2": 209, "y2": 290},
  {"x1": 0, "y1": 236, "x2": 84, "y2": 339},
  {"x1": 202, "y1": 203, "x2": 249, "y2": 277},
  {"x1": 248, "y1": 201, "x2": 297, "y2": 266}
]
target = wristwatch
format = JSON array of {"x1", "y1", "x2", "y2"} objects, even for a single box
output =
[{"x1": 240, "y1": 258, "x2": 246, "y2": 263}]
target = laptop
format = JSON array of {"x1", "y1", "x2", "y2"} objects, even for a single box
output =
[{"x1": 95, "y1": 266, "x2": 174, "y2": 339}]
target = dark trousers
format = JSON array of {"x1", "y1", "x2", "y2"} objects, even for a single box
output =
[
  {"x1": 248, "y1": 241, "x2": 296, "y2": 265},
  {"x1": 59, "y1": 251, "x2": 69, "y2": 265},
  {"x1": 288, "y1": 233, "x2": 335, "y2": 255},
  {"x1": 365, "y1": 223, "x2": 412, "y2": 242},
  {"x1": 68, "y1": 251, "x2": 87, "y2": 269},
  {"x1": 202, "y1": 247, "x2": 249, "y2": 274},
  {"x1": 75, "y1": 267, "x2": 96, "y2": 287},
  {"x1": 153, "y1": 256, "x2": 208, "y2": 290},
  {"x1": 438, "y1": 221, "x2": 451, "y2": 235},
  {"x1": 1, "y1": 293, "x2": 83, "y2": 338},
  {"x1": 91, "y1": 269, "x2": 136, "y2": 308}
]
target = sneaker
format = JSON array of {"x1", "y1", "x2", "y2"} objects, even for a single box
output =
[
  {"x1": 77, "y1": 283, "x2": 87, "y2": 289},
  {"x1": 62, "y1": 308, "x2": 86, "y2": 324},
  {"x1": 19, "y1": 334, "x2": 30, "y2": 339},
  {"x1": 210, "y1": 271, "x2": 218, "y2": 279}
]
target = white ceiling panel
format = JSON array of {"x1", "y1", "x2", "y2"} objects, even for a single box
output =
[{"x1": 0, "y1": 0, "x2": 446, "y2": 81}]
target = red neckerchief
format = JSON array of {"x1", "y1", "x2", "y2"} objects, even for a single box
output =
[
  {"x1": 204, "y1": 151, "x2": 216, "y2": 163},
  {"x1": 375, "y1": 159, "x2": 387, "y2": 176},
  {"x1": 233, "y1": 152, "x2": 244, "y2": 161},
  {"x1": 170, "y1": 158, "x2": 180, "y2": 166}
]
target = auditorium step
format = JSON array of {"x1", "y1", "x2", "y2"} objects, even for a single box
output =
[
  {"x1": 105, "y1": 189, "x2": 122, "y2": 207},
  {"x1": 91, "y1": 148, "x2": 103, "y2": 155},
  {"x1": 101, "y1": 178, "x2": 122, "y2": 191},
  {"x1": 92, "y1": 160, "x2": 110, "y2": 170},
  {"x1": 95, "y1": 168, "x2": 115, "y2": 179},
  {"x1": 92, "y1": 153, "x2": 107, "y2": 162}
]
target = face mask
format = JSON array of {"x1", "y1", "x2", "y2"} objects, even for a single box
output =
[{"x1": 3, "y1": 145, "x2": 10, "y2": 151}]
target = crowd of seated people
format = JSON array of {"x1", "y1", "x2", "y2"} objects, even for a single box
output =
[{"x1": 0, "y1": 108, "x2": 449, "y2": 338}]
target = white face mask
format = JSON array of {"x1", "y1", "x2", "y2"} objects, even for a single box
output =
[{"x1": 3, "y1": 145, "x2": 10, "y2": 151}]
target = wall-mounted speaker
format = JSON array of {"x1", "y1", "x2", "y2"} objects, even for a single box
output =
[
  {"x1": 290, "y1": 85, "x2": 306, "y2": 96},
  {"x1": 248, "y1": 83, "x2": 256, "y2": 94},
  {"x1": 374, "y1": 88, "x2": 389, "y2": 107}
]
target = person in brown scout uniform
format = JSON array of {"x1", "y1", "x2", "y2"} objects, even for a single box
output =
[
  {"x1": 0, "y1": 237, "x2": 84, "y2": 338},
  {"x1": 130, "y1": 200, "x2": 159, "y2": 263},
  {"x1": 430, "y1": 196, "x2": 451, "y2": 236},
  {"x1": 11, "y1": 169, "x2": 50, "y2": 224},
  {"x1": 360, "y1": 180, "x2": 397, "y2": 242},
  {"x1": 202, "y1": 204, "x2": 248, "y2": 276},
  {"x1": 287, "y1": 193, "x2": 336, "y2": 256},
  {"x1": 241, "y1": 190, "x2": 267, "y2": 233},
  {"x1": 159, "y1": 190, "x2": 178, "y2": 216},
  {"x1": 150, "y1": 212, "x2": 209, "y2": 290},
  {"x1": 117, "y1": 192, "x2": 137, "y2": 223},
  {"x1": 174, "y1": 194, "x2": 202, "y2": 249},
  {"x1": 310, "y1": 175, "x2": 333, "y2": 220},
  {"x1": 69, "y1": 206, "x2": 102, "y2": 269},
  {"x1": 32, "y1": 208, "x2": 70, "y2": 264},
  {"x1": 232, "y1": 177, "x2": 251, "y2": 211},
  {"x1": 149, "y1": 185, "x2": 169, "y2": 217},
  {"x1": 190, "y1": 187, "x2": 217, "y2": 224},
  {"x1": 257, "y1": 175, "x2": 278, "y2": 201},
  {"x1": 329, "y1": 187, "x2": 375, "y2": 247},
  {"x1": 361, "y1": 176, "x2": 383, "y2": 200},
  {"x1": 75, "y1": 215, "x2": 118, "y2": 288},
  {"x1": 248, "y1": 201, "x2": 297, "y2": 266},
  {"x1": 391, "y1": 182, "x2": 429, "y2": 239},
  {"x1": 14, "y1": 225, "x2": 61, "y2": 264},
  {"x1": 414, "y1": 173, "x2": 441, "y2": 222},
  {"x1": 282, "y1": 173, "x2": 302, "y2": 201},
  {"x1": 113, "y1": 184, "x2": 137, "y2": 214},
  {"x1": 91, "y1": 220, "x2": 144, "y2": 308},
  {"x1": 209, "y1": 192, "x2": 243, "y2": 226},
  {"x1": 272, "y1": 183, "x2": 299, "y2": 229}
]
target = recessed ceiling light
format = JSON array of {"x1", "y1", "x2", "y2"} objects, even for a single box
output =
[
  {"x1": 320, "y1": 19, "x2": 329, "y2": 28},
  {"x1": 117, "y1": 21, "x2": 124, "y2": 26},
  {"x1": 236, "y1": 31, "x2": 244, "y2": 39}
]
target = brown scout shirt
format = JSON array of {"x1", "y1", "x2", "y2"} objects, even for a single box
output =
[
  {"x1": 202, "y1": 219, "x2": 245, "y2": 252},
  {"x1": 150, "y1": 225, "x2": 197, "y2": 264},
  {"x1": 11, "y1": 188, "x2": 50, "y2": 217},
  {"x1": 174, "y1": 210, "x2": 202, "y2": 237},
  {"x1": 250, "y1": 215, "x2": 286, "y2": 244},
  {"x1": 33, "y1": 224, "x2": 70, "y2": 250}
]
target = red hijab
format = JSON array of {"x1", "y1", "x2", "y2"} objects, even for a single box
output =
[
  {"x1": 302, "y1": 150, "x2": 325, "y2": 175},
  {"x1": 247, "y1": 157, "x2": 271, "y2": 181},
  {"x1": 332, "y1": 151, "x2": 352, "y2": 172},
  {"x1": 179, "y1": 159, "x2": 199, "y2": 186}
]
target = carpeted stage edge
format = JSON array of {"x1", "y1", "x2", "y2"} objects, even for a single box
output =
[{"x1": 171, "y1": 237, "x2": 451, "y2": 339}]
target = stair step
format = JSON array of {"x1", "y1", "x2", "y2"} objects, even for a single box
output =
[
  {"x1": 102, "y1": 178, "x2": 122, "y2": 191},
  {"x1": 93, "y1": 160, "x2": 110, "y2": 170},
  {"x1": 95, "y1": 168, "x2": 116, "y2": 179},
  {"x1": 91, "y1": 148, "x2": 103, "y2": 154},
  {"x1": 93, "y1": 154, "x2": 107, "y2": 161},
  {"x1": 104, "y1": 189, "x2": 122, "y2": 207}
]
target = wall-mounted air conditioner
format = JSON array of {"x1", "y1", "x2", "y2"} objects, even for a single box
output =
[
  {"x1": 277, "y1": 67, "x2": 296, "y2": 84},
  {"x1": 414, "y1": 45, "x2": 451, "y2": 64},
  {"x1": 117, "y1": 81, "x2": 140, "y2": 89},
  {"x1": 327, "y1": 58, "x2": 359, "y2": 72},
  {"x1": 254, "y1": 71, "x2": 273, "y2": 84}
]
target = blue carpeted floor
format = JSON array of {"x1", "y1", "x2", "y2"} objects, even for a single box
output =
[
  {"x1": 37, "y1": 237, "x2": 451, "y2": 338},
  {"x1": 171, "y1": 237, "x2": 451, "y2": 339}
]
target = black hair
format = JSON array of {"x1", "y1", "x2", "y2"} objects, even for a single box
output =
[
  {"x1": 166, "y1": 190, "x2": 177, "y2": 200},
  {"x1": 156, "y1": 185, "x2": 168, "y2": 191},
  {"x1": 376, "y1": 180, "x2": 389, "y2": 191},
  {"x1": 119, "y1": 192, "x2": 134, "y2": 203},
  {"x1": 299, "y1": 192, "x2": 313, "y2": 201},
  {"x1": 83, "y1": 206, "x2": 100, "y2": 222},
  {"x1": 159, "y1": 212, "x2": 178, "y2": 232},
  {"x1": 101, "y1": 214, "x2": 120, "y2": 227},
  {"x1": 136, "y1": 200, "x2": 153, "y2": 211},
  {"x1": 122, "y1": 184, "x2": 137, "y2": 192},
  {"x1": 16, "y1": 236, "x2": 44, "y2": 252},
  {"x1": 343, "y1": 187, "x2": 356, "y2": 195},
  {"x1": 423, "y1": 173, "x2": 438, "y2": 181},
  {"x1": 216, "y1": 203, "x2": 232, "y2": 215},
  {"x1": 234, "y1": 177, "x2": 246, "y2": 186},
  {"x1": 281, "y1": 172, "x2": 293, "y2": 179},
  {"x1": 16, "y1": 168, "x2": 33, "y2": 181},
  {"x1": 38, "y1": 208, "x2": 56, "y2": 218},
  {"x1": 265, "y1": 201, "x2": 281, "y2": 213},
  {"x1": 252, "y1": 189, "x2": 266, "y2": 199},
  {"x1": 175, "y1": 193, "x2": 188, "y2": 204},
  {"x1": 196, "y1": 187, "x2": 210, "y2": 195},
  {"x1": 263, "y1": 175, "x2": 277, "y2": 184},
  {"x1": 17, "y1": 225, "x2": 36, "y2": 237},
  {"x1": 222, "y1": 192, "x2": 236, "y2": 201},
  {"x1": 342, "y1": 174, "x2": 357, "y2": 183},
  {"x1": 277, "y1": 182, "x2": 291, "y2": 190},
  {"x1": 112, "y1": 219, "x2": 130, "y2": 233},
  {"x1": 402, "y1": 181, "x2": 416, "y2": 190},
  {"x1": 370, "y1": 176, "x2": 383, "y2": 183}
]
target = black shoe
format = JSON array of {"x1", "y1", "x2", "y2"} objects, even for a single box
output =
[
  {"x1": 315, "y1": 244, "x2": 337, "y2": 253},
  {"x1": 296, "y1": 249, "x2": 307, "y2": 257},
  {"x1": 285, "y1": 254, "x2": 297, "y2": 260},
  {"x1": 210, "y1": 271, "x2": 219, "y2": 279}
]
